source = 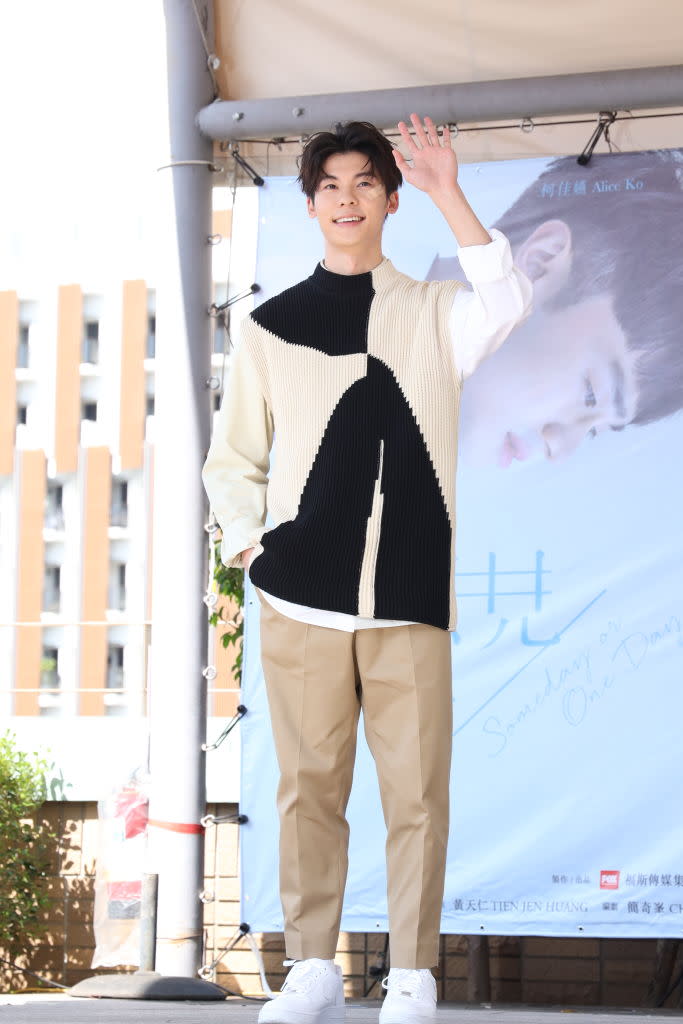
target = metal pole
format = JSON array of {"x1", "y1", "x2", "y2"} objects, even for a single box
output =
[
  {"x1": 467, "y1": 935, "x2": 491, "y2": 1004},
  {"x1": 139, "y1": 872, "x2": 158, "y2": 973},
  {"x1": 147, "y1": 0, "x2": 214, "y2": 978},
  {"x1": 196, "y1": 64, "x2": 683, "y2": 141}
]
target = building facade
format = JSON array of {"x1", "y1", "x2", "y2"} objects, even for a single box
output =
[{"x1": 0, "y1": 189, "x2": 258, "y2": 802}]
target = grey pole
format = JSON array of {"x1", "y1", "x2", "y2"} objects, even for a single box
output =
[
  {"x1": 196, "y1": 64, "x2": 683, "y2": 141},
  {"x1": 73, "y1": 4, "x2": 223, "y2": 998},
  {"x1": 147, "y1": 0, "x2": 214, "y2": 979},
  {"x1": 139, "y1": 873, "x2": 159, "y2": 973}
]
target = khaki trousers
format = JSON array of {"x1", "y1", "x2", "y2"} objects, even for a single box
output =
[{"x1": 255, "y1": 587, "x2": 453, "y2": 969}]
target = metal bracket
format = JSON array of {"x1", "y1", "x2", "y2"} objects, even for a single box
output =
[
  {"x1": 202, "y1": 705, "x2": 247, "y2": 751},
  {"x1": 201, "y1": 810, "x2": 249, "y2": 827}
]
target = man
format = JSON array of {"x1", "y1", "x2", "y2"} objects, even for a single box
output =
[
  {"x1": 426, "y1": 148, "x2": 683, "y2": 469},
  {"x1": 202, "y1": 114, "x2": 532, "y2": 1023}
]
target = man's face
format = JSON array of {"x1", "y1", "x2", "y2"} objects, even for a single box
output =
[
  {"x1": 306, "y1": 151, "x2": 398, "y2": 251},
  {"x1": 460, "y1": 219, "x2": 643, "y2": 469}
]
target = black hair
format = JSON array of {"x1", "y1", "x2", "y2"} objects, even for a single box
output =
[{"x1": 297, "y1": 121, "x2": 402, "y2": 200}]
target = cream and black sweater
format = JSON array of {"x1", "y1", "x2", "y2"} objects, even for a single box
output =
[{"x1": 202, "y1": 257, "x2": 466, "y2": 631}]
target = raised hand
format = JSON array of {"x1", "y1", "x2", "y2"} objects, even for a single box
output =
[{"x1": 393, "y1": 113, "x2": 459, "y2": 195}]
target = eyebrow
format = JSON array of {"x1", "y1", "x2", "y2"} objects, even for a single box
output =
[
  {"x1": 609, "y1": 359, "x2": 627, "y2": 429},
  {"x1": 318, "y1": 170, "x2": 376, "y2": 183}
]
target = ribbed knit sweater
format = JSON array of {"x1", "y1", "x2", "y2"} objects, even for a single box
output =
[{"x1": 202, "y1": 257, "x2": 467, "y2": 631}]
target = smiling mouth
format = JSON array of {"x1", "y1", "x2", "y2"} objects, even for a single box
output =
[{"x1": 333, "y1": 216, "x2": 365, "y2": 224}]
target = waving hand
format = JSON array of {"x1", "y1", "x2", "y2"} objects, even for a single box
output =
[{"x1": 392, "y1": 113, "x2": 459, "y2": 195}]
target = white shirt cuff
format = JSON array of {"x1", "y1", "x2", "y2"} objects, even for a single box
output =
[{"x1": 456, "y1": 227, "x2": 513, "y2": 283}]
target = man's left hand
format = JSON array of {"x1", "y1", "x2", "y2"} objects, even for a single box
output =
[{"x1": 393, "y1": 113, "x2": 459, "y2": 195}]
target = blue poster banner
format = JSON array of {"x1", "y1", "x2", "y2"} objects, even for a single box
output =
[{"x1": 239, "y1": 149, "x2": 683, "y2": 937}]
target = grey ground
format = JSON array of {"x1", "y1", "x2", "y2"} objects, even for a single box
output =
[{"x1": 1, "y1": 995, "x2": 682, "y2": 1024}]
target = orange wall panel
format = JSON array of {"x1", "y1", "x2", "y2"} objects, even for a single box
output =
[
  {"x1": 119, "y1": 280, "x2": 147, "y2": 471},
  {"x1": 78, "y1": 446, "x2": 111, "y2": 715},
  {"x1": 212, "y1": 208, "x2": 232, "y2": 241},
  {"x1": 0, "y1": 291, "x2": 19, "y2": 476},
  {"x1": 14, "y1": 450, "x2": 46, "y2": 715},
  {"x1": 54, "y1": 285, "x2": 82, "y2": 475}
]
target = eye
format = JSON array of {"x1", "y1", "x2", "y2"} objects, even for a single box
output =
[{"x1": 584, "y1": 376, "x2": 596, "y2": 408}]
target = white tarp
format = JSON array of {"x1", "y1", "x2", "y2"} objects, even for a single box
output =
[
  {"x1": 239, "y1": 149, "x2": 683, "y2": 937},
  {"x1": 214, "y1": 0, "x2": 682, "y2": 104}
]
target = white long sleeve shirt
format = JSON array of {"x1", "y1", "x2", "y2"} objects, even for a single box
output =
[{"x1": 250, "y1": 227, "x2": 533, "y2": 631}]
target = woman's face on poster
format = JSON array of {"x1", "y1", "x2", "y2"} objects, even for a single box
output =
[{"x1": 459, "y1": 218, "x2": 643, "y2": 469}]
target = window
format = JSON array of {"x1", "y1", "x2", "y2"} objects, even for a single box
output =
[
  {"x1": 108, "y1": 562, "x2": 126, "y2": 611},
  {"x1": 106, "y1": 644, "x2": 126, "y2": 715},
  {"x1": 146, "y1": 315, "x2": 156, "y2": 359},
  {"x1": 40, "y1": 647, "x2": 59, "y2": 690},
  {"x1": 82, "y1": 320, "x2": 99, "y2": 364},
  {"x1": 43, "y1": 566, "x2": 61, "y2": 613},
  {"x1": 45, "y1": 482, "x2": 64, "y2": 530},
  {"x1": 110, "y1": 479, "x2": 128, "y2": 527},
  {"x1": 146, "y1": 394, "x2": 155, "y2": 417},
  {"x1": 17, "y1": 324, "x2": 30, "y2": 368},
  {"x1": 17, "y1": 403, "x2": 28, "y2": 425},
  {"x1": 107, "y1": 645, "x2": 124, "y2": 688},
  {"x1": 40, "y1": 646, "x2": 62, "y2": 716},
  {"x1": 81, "y1": 400, "x2": 98, "y2": 422}
]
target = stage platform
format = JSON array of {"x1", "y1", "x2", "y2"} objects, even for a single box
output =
[{"x1": 1, "y1": 994, "x2": 681, "y2": 1023}]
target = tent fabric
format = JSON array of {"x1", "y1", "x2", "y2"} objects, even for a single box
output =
[
  {"x1": 213, "y1": 0, "x2": 682, "y2": 101},
  {"x1": 211, "y1": 1, "x2": 683, "y2": 162}
]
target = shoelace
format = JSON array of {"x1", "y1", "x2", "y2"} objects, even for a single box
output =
[
  {"x1": 382, "y1": 968, "x2": 428, "y2": 999},
  {"x1": 281, "y1": 959, "x2": 324, "y2": 994}
]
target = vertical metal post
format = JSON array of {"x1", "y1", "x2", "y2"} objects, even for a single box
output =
[
  {"x1": 147, "y1": 0, "x2": 214, "y2": 978},
  {"x1": 139, "y1": 872, "x2": 159, "y2": 973},
  {"x1": 467, "y1": 935, "x2": 491, "y2": 1003}
]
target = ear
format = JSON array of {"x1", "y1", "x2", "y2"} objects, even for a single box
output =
[
  {"x1": 514, "y1": 219, "x2": 572, "y2": 306},
  {"x1": 386, "y1": 190, "x2": 399, "y2": 216},
  {"x1": 306, "y1": 196, "x2": 317, "y2": 219}
]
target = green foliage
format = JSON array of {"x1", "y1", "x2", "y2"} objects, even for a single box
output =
[
  {"x1": 208, "y1": 539, "x2": 245, "y2": 685},
  {"x1": 0, "y1": 732, "x2": 57, "y2": 953}
]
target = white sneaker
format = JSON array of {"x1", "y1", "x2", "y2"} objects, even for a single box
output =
[
  {"x1": 258, "y1": 957, "x2": 345, "y2": 1024},
  {"x1": 379, "y1": 968, "x2": 437, "y2": 1023}
]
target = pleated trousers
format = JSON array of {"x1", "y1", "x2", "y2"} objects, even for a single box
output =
[{"x1": 254, "y1": 586, "x2": 453, "y2": 968}]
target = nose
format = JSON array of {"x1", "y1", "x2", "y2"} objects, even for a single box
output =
[
  {"x1": 542, "y1": 416, "x2": 599, "y2": 462},
  {"x1": 337, "y1": 186, "x2": 357, "y2": 205}
]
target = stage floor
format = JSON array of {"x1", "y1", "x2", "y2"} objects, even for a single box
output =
[{"x1": 1, "y1": 995, "x2": 682, "y2": 1023}]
